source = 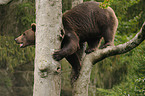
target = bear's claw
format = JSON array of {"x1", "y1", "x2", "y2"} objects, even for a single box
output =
[
  {"x1": 85, "y1": 48, "x2": 95, "y2": 54},
  {"x1": 53, "y1": 51, "x2": 64, "y2": 61}
]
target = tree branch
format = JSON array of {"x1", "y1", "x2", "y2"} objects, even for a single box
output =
[
  {"x1": 73, "y1": 22, "x2": 145, "y2": 96},
  {"x1": 87, "y1": 22, "x2": 145, "y2": 64},
  {"x1": 0, "y1": 0, "x2": 11, "y2": 5}
]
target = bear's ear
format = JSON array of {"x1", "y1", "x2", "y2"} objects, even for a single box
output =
[{"x1": 31, "y1": 23, "x2": 36, "y2": 32}]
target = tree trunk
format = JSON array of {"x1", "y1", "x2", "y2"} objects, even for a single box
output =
[
  {"x1": 72, "y1": 0, "x2": 83, "y2": 8},
  {"x1": 33, "y1": 0, "x2": 62, "y2": 96},
  {"x1": 0, "y1": 0, "x2": 11, "y2": 5},
  {"x1": 73, "y1": 57, "x2": 92, "y2": 96}
]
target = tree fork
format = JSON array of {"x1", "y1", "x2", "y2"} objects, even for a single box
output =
[{"x1": 73, "y1": 22, "x2": 145, "y2": 96}]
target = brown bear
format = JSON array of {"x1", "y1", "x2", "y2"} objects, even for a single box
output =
[
  {"x1": 15, "y1": 23, "x2": 36, "y2": 48},
  {"x1": 53, "y1": 1, "x2": 118, "y2": 77},
  {"x1": 15, "y1": 1, "x2": 118, "y2": 79}
]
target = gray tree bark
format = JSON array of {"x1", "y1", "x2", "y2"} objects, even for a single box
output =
[
  {"x1": 33, "y1": 0, "x2": 145, "y2": 96},
  {"x1": 33, "y1": 0, "x2": 62, "y2": 96},
  {"x1": 0, "y1": 0, "x2": 11, "y2": 4},
  {"x1": 72, "y1": 0, "x2": 83, "y2": 8},
  {"x1": 73, "y1": 22, "x2": 145, "y2": 96}
]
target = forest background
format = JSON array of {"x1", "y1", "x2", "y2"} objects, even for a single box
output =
[{"x1": 0, "y1": 0, "x2": 145, "y2": 96}]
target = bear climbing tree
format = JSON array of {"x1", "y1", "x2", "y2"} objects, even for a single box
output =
[
  {"x1": 15, "y1": 0, "x2": 145, "y2": 96},
  {"x1": 15, "y1": 1, "x2": 118, "y2": 84},
  {"x1": 53, "y1": 1, "x2": 118, "y2": 81},
  {"x1": 72, "y1": 21, "x2": 145, "y2": 96}
]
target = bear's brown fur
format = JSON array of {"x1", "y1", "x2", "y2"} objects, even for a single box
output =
[
  {"x1": 15, "y1": 23, "x2": 36, "y2": 48},
  {"x1": 53, "y1": 1, "x2": 118, "y2": 77},
  {"x1": 15, "y1": 1, "x2": 118, "y2": 79}
]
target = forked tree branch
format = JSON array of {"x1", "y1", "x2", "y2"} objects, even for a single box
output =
[{"x1": 73, "y1": 22, "x2": 145, "y2": 96}]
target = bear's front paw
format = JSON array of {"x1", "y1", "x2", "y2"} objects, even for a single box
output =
[{"x1": 53, "y1": 51, "x2": 64, "y2": 61}]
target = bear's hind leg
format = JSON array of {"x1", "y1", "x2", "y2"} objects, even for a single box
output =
[
  {"x1": 102, "y1": 28, "x2": 116, "y2": 48},
  {"x1": 65, "y1": 53, "x2": 81, "y2": 83},
  {"x1": 85, "y1": 37, "x2": 102, "y2": 54},
  {"x1": 66, "y1": 43, "x2": 86, "y2": 84}
]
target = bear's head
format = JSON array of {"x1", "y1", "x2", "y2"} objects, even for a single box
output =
[{"x1": 15, "y1": 23, "x2": 36, "y2": 48}]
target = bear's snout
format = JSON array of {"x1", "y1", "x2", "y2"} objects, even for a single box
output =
[
  {"x1": 15, "y1": 38, "x2": 21, "y2": 44},
  {"x1": 15, "y1": 37, "x2": 25, "y2": 48},
  {"x1": 15, "y1": 38, "x2": 18, "y2": 43},
  {"x1": 15, "y1": 35, "x2": 23, "y2": 44}
]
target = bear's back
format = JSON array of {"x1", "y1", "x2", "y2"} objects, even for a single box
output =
[{"x1": 62, "y1": 1, "x2": 118, "y2": 41}]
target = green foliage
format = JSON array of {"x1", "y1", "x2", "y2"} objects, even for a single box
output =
[
  {"x1": 134, "y1": 77, "x2": 145, "y2": 95},
  {"x1": 16, "y1": 2, "x2": 35, "y2": 26},
  {"x1": 62, "y1": 0, "x2": 72, "y2": 12},
  {"x1": 99, "y1": 0, "x2": 113, "y2": 9},
  {"x1": 117, "y1": 13, "x2": 142, "y2": 35},
  {"x1": 1, "y1": 0, "x2": 145, "y2": 96},
  {"x1": 111, "y1": 0, "x2": 142, "y2": 35},
  {"x1": 88, "y1": 1, "x2": 145, "y2": 95},
  {"x1": 61, "y1": 59, "x2": 72, "y2": 96},
  {"x1": 89, "y1": 42, "x2": 145, "y2": 96},
  {"x1": 0, "y1": 70, "x2": 12, "y2": 87},
  {"x1": 0, "y1": 36, "x2": 35, "y2": 72},
  {"x1": 96, "y1": 88, "x2": 118, "y2": 96}
]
